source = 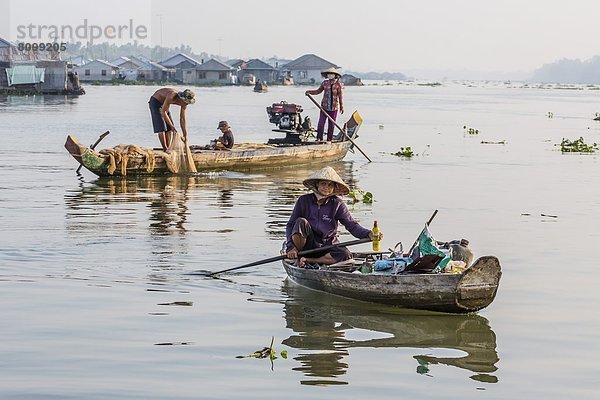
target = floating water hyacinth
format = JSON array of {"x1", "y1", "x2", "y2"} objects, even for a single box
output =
[
  {"x1": 348, "y1": 189, "x2": 373, "y2": 204},
  {"x1": 236, "y1": 337, "x2": 288, "y2": 370},
  {"x1": 463, "y1": 126, "x2": 479, "y2": 135},
  {"x1": 560, "y1": 137, "x2": 598, "y2": 153},
  {"x1": 392, "y1": 146, "x2": 414, "y2": 158}
]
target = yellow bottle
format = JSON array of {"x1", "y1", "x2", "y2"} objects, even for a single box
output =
[{"x1": 372, "y1": 220, "x2": 381, "y2": 252}]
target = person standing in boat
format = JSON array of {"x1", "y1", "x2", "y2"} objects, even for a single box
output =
[
  {"x1": 305, "y1": 67, "x2": 344, "y2": 142},
  {"x1": 148, "y1": 88, "x2": 196, "y2": 150},
  {"x1": 285, "y1": 166, "x2": 382, "y2": 267}
]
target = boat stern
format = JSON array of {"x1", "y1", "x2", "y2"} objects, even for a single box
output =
[{"x1": 456, "y1": 256, "x2": 502, "y2": 312}]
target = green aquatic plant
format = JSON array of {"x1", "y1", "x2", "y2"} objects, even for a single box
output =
[
  {"x1": 393, "y1": 146, "x2": 414, "y2": 158},
  {"x1": 236, "y1": 337, "x2": 288, "y2": 370},
  {"x1": 560, "y1": 137, "x2": 598, "y2": 153},
  {"x1": 348, "y1": 189, "x2": 374, "y2": 204},
  {"x1": 463, "y1": 126, "x2": 479, "y2": 135}
]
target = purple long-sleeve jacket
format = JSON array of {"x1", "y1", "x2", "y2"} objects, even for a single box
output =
[{"x1": 286, "y1": 193, "x2": 371, "y2": 251}]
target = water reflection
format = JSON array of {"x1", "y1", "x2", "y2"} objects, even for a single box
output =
[
  {"x1": 0, "y1": 94, "x2": 80, "y2": 109},
  {"x1": 281, "y1": 280, "x2": 499, "y2": 385},
  {"x1": 62, "y1": 163, "x2": 359, "y2": 275}
]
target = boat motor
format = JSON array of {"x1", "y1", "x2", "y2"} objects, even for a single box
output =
[{"x1": 266, "y1": 101, "x2": 304, "y2": 131}]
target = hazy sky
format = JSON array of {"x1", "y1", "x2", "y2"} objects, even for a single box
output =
[{"x1": 4, "y1": 0, "x2": 600, "y2": 76}]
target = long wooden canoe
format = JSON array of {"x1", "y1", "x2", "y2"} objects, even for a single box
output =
[
  {"x1": 65, "y1": 111, "x2": 364, "y2": 177},
  {"x1": 65, "y1": 135, "x2": 354, "y2": 177},
  {"x1": 282, "y1": 255, "x2": 501, "y2": 313}
]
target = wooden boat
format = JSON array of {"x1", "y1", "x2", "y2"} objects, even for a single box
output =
[
  {"x1": 282, "y1": 254, "x2": 501, "y2": 313},
  {"x1": 65, "y1": 112, "x2": 362, "y2": 177},
  {"x1": 253, "y1": 81, "x2": 268, "y2": 92}
]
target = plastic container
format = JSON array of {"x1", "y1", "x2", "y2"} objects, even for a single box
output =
[{"x1": 450, "y1": 239, "x2": 473, "y2": 268}]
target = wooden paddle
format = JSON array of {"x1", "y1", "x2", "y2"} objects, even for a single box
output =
[
  {"x1": 306, "y1": 93, "x2": 372, "y2": 162},
  {"x1": 193, "y1": 237, "x2": 372, "y2": 277},
  {"x1": 76, "y1": 130, "x2": 110, "y2": 173},
  {"x1": 183, "y1": 134, "x2": 197, "y2": 173}
]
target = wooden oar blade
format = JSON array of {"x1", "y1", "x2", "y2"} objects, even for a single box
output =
[{"x1": 183, "y1": 136, "x2": 197, "y2": 173}]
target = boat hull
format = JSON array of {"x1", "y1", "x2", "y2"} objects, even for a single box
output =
[
  {"x1": 282, "y1": 256, "x2": 501, "y2": 313},
  {"x1": 65, "y1": 135, "x2": 353, "y2": 177}
]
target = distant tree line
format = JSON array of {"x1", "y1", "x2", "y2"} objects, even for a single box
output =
[
  {"x1": 346, "y1": 70, "x2": 407, "y2": 80},
  {"x1": 63, "y1": 41, "x2": 218, "y2": 63},
  {"x1": 531, "y1": 56, "x2": 600, "y2": 84}
]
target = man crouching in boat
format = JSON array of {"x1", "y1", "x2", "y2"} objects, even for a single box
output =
[
  {"x1": 148, "y1": 88, "x2": 196, "y2": 150},
  {"x1": 285, "y1": 166, "x2": 382, "y2": 267}
]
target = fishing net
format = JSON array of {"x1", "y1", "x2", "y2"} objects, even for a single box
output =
[
  {"x1": 100, "y1": 144, "x2": 156, "y2": 175},
  {"x1": 166, "y1": 132, "x2": 196, "y2": 173},
  {"x1": 98, "y1": 132, "x2": 195, "y2": 175}
]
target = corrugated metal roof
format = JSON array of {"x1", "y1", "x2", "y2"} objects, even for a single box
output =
[
  {"x1": 283, "y1": 54, "x2": 339, "y2": 70},
  {"x1": 87, "y1": 59, "x2": 119, "y2": 68},
  {"x1": 160, "y1": 53, "x2": 200, "y2": 67},
  {"x1": 226, "y1": 59, "x2": 245, "y2": 68},
  {"x1": 244, "y1": 59, "x2": 275, "y2": 70},
  {"x1": 0, "y1": 37, "x2": 16, "y2": 48},
  {"x1": 194, "y1": 58, "x2": 234, "y2": 71}
]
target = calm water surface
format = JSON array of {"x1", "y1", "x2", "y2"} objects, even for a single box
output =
[{"x1": 1, "y1": 82, "x2": 599, "y2": 399}]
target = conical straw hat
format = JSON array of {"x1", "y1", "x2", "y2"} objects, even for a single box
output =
[
  {"x1": 303, "y1": 166, "x2": 350, "y2": 196},
  {"x1": 320, "y1": 67, "x2": 341, "y2": 78}
]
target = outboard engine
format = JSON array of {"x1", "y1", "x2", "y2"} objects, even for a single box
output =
[{"x1": 266, "y1": 101, "x2": 304, "y2": 131}]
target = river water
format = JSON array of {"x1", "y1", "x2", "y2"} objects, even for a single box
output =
[{"x1": 1, "y1": 82, "x2": 599, "y2": 399}]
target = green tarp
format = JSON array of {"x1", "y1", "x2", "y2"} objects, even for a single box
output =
[{"x1": 5, "y1": 65, "x2": 46, "y2": 85}]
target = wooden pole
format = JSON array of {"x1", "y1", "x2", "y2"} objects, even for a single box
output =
[
  {"x1": 76, "y1": 131, "x2": 110, "y2": 174},
  {"x1": 195, "y1": 237, "x2": 372, "y2": 277},
  {"x1": 306, "y1": 93, "x2": 372, "y2": 162}
]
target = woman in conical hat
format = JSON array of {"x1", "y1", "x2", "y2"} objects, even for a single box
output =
[
  {"x1": 285, "y1": 166, "x2": 383, "y2": 267},
  {"x1": 305, "y1": 67, "x2": 344, "y2": 142}
]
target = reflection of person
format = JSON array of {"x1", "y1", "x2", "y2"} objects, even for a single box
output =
[
  {"x1": 285, "y1": 166, "x2": 382, "y2": 267},
  {"x1": 305, "y1": 67, "x2": 344, "y2": 142},
  {"x1": 215, "y1": 120, "x2": 235, "y2": 149},
  {"x1": 148, "y1": 88, "x2": 196, "y2": 150}
]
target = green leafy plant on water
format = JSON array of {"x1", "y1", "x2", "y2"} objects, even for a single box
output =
[
  {"x1": 392, "y1": 146, "x2": 414, "y2": 158},
  {"x1": 348, "y1": 189, "x2": 373, "y2": 204},
  {"x1": 560, "y1": 137, "x2": 598, "y2": 153},
  {"x1": 463, "y1": 126, "x2": 479, "y2": 135},
  {"x1": 236, "y1": 337, "x2": 288, "y2": 370}
]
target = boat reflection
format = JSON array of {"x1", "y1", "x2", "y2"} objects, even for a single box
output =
[
  {"x1": 0, "y1": 94, "x2": 80, "y2": 108},
  {"x1": 64, "y1": 175, "x2": 199, "y2": 236},
  {"x1": 281, "y1": 280, "x2": 499, "y2": 386},
  {"x1": 64, "y1": 163, "x2": 357, "y2": 237},
  {"x1": 62, "y1": 162, "x2": 359, "y2": 276}
]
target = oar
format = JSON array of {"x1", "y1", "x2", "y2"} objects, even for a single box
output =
[
  {"x1": 76, "y1": 130, "x2": 110, "y2": 173},
  {"x1": 194, "y1": 237, "x2": 372, "y2": 277},
  {"x1": 306, "y1": 93, "x2": 372, "y2": 162},
  {"x1": 407, "y1": 209, "x2": 439, "y2": 257},
  {"x1": 183, "y1": 134, "x2": 197, "y2": 173}
]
